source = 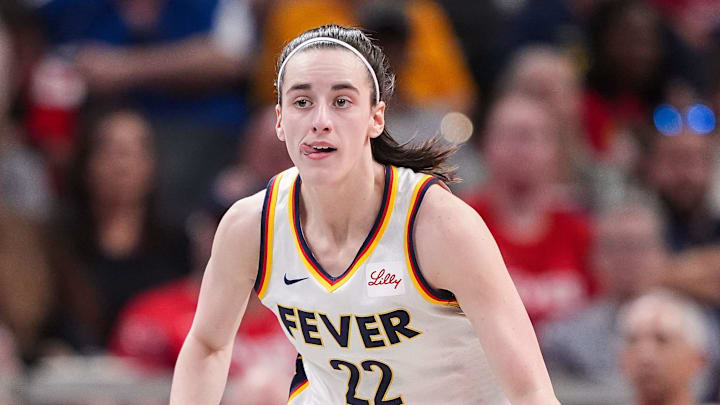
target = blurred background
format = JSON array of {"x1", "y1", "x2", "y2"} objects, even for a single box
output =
[{"x1": 0, "y1": 0, "x2": 719, "y2": 404}]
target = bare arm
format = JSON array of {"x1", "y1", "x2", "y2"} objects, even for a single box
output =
[
  {"x1": 74, "y1": 36, "x2": 248, "y2": 94},
  {"x1": 169, "y1": 191, "x2": 264, "y2": 405},
  {"x1": 414, "y1": 186, "x2": 559, "y2": 405},
  {"x1": 663, "y1": 245, "x2": 720, "y2": 305}
]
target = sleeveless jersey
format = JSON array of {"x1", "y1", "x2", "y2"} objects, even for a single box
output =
[{"x1": 254, "y1": 166, "x2": 509, "y2": 404}]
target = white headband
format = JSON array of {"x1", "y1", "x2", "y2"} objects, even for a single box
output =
[{"x1": 276, "y1": 36, "x2": 380, "y2": 105}]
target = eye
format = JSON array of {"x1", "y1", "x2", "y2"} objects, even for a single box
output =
[
  {"x1": 294, "y1": 98, "x2": 312, "y2": 108},
  {"x1": 334, "y1": 97, "x2": 351, "y2": 108}
]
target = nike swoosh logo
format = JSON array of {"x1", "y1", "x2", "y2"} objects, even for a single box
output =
[{"x1": 284, "y1": 274, "x2": 309, "y2": 285}]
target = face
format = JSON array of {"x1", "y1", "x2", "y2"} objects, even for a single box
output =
[
  {"x1": 87, "y1": 111, "x2": 155, "y2": 206},
  {"x1": 484, "y1": 96, "x2": 559, "y2": 188},
  {"x1": 510, "y1": 54, "x2": 581, "y2": 125},
  {"x1": 620, "y1": 304, "x2": 705, "y2": 403},
  {"x1": 648, "y1": 132, "x2": 715, "y2": 213},
  {"x1": 604, "y1": 3, "x2": 662, "y2": 86},
  {"x1": 276, "y1": 48, "x2": 385, "y2": 185},
  {"x1": 594, "y1": 210, "x2": 665, "y2": 299}
]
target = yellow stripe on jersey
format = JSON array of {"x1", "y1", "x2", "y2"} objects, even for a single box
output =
[
  {"x1": 257, "y1": 171, "x2": 285, "y2": 299},
  {"x1": 288, "y1": 379, "x2": 309, "y2": 403},
  {"x1": 289, "y1": 166, "x2": 399, "y2": 292},
  {"x1": 404, "y1": 175, "x2": 459, "y2": 306}
]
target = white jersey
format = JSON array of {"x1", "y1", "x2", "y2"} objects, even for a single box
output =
[{"x1": 254, "y1": 166, "x2": 509, "y2": 404}]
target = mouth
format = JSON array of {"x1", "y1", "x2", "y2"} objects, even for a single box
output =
[{"x1": 300, "y1": 142, "x2": 337, "y2": 158}]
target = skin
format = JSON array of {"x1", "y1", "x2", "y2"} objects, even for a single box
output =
[
  {"x1": 88, "y1": 111, "x2": 155, "y2": 258},
  {"x1": 593, "y1": 209, "x2": 665, "y2": 301},
  {"x1": 619, "y1": 301, "x2": 706, "y2": 405},
  {"x1": 170, "y1": 46, "x2": 559, "y2": 405}
]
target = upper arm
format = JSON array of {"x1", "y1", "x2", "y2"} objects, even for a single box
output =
[
  {"x1": 414, "y1": 186, "x2": 556, "y2": 403},
  {"x1": 187, "y1": 191, "x2": 265, "y2": 352}
]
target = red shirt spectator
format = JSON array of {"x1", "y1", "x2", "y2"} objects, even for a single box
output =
[
  {"x1": 110, "y1": 277, "x2": 293, "y2": 376},
  {"x1": 468, "y1": 195, "x2": 594, "y2": 326}
]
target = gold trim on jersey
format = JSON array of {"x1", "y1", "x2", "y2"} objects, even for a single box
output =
[
  {"x1": 287, "y1": 379, "x2": 309, "y2": 403},
  {"x1": 256, "y1": 171, "x2": 285, "y2": 299},
  {"x1": 289, "y1": 166, "x2": 398, "y2": 292},
  {"x1": 404, "y1": 175, "x2": 459, "y2": 306}
]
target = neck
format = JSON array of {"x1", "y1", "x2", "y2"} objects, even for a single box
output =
[
  {"x1": 94, "y1": 201, "x2": 144, "y2": 222},
  {"x1": 488, "y1": 179, "x2": 551, "y2": 214},
  {"x1": 484, "y1": 179, "x2": 553, "y2": 242},
  {"x1": 93, "y1": 203, "x2": 145, "y2": 257},
  {"x1": 299, "y1": 161, "x2": 385, "y2": 246}
]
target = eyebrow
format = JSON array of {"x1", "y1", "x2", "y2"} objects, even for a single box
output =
[
  {"x1": 286, "y1": 83, "x2": 311, "y2": 95},
  {"x1": 285, "y1": 82, "x2": 360, "y2": 95},
  {"x1": 331, "y1": 83, "x2": 360, "y2": 94}
]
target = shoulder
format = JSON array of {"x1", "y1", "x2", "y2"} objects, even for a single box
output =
[
  {"x1": 413, "y1": 184, "x2": 498, "y2": 289},
  {"x1": 214, "y1": 190, "x2": 266, "y2": 246},
  {"x1": 414, "y1": 184, "x2": 489, "y2": 243}
]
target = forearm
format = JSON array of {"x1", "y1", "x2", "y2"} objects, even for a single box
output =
[
  {"x1": 127, "y1": 36, "x2": 245, "y2": 85},
  {"x1": 169, "y1": 333, "x2": 234, "y2": 405}
]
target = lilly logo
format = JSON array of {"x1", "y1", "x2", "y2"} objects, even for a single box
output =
[{"x1": 365, "y1": 262, "x2": 406, "y2": 297}]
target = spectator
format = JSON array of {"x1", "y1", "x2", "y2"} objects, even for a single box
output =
[
  {"x1": 47, "y1": 104, "x2": 190, "y2": 351},
  {"x1": 644, "y1": 116, "x2": 720, "y2": 403},
  {"x1": 645, "y1": 128, "x2": 719, "y2": 251},
  {"x1": 498, "y1": 45, "x2": 602, "y2": 203},
  {"x1": 618, "y1": 289, "x2": 715, "y2": 405},
  {"x1": 109, "y1": 200, "x2": 293, "y2": 379},
  {"x1": 465, "y1": 94, "x2": 595, "y2": 328},
  {"x1": 253, "y1": 0, "x2": 476, "y2": 112},
  {"x1": 583, "y1": 0, "x2": 698, "y2": 157},
  {"x1": 541, "y1": 194, "x2": 665, "y2": 385},
  {"x1": 491, "y1": 0, "x2": 608, "y2": 88},
  {"x1": 110, "y1": 142, "x2": 295, "y2": 404},
  {"x1": 30, "y1": 0, "x2": 257, "y2": 223}
]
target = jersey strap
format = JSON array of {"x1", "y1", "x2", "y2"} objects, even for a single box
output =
[
  {"x1": 254, "y1": 171, "x2": 285, "y2": 299},
  {"x1": 405, "y1": 175, "x2": 459, "y2": 306}
]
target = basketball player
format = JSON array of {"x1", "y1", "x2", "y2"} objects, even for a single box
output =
[{"x1": 170, "y1": 25, "x2": 559, "y2": 404}]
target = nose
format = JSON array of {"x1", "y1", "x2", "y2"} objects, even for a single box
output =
[{"x1": 312, "y1": 104, "x2": 332, "y2": 134}]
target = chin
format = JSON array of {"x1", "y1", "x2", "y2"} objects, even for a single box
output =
[{"x1": 296, "y1": 160, "x2": 347, "y2": 186}]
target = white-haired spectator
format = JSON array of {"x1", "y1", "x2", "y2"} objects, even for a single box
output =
[
  {"x1": 541, "y1": 192, "x2": 665, "y2": 389},
  {"x1": 619, "y1": 289, "x2": 718, "y2": 405}
]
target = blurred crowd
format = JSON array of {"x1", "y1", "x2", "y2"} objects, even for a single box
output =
[{"x1": 0, "y1": 0, "x2": 719, "y2": 404}]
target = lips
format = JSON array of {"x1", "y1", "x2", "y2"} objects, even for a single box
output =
[{"x1": 300, "y1": 142, "x2": 337, "y2": 157}]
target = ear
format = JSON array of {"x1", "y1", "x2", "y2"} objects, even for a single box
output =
[
  {"x1": 275, "y1": 104, "x2": 285, "y2": 141},
  {"x1": 368, "y1": 101, "x2": 386, "y2": 139}
]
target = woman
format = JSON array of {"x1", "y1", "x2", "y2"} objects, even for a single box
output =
[
  {"x1": 171, "y1": 25, "x2": 559, "y2": 404},
  {"x1": 50, "y1": 105, "x2": 190, "y2": 350}
]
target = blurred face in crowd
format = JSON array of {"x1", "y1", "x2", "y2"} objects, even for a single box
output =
[
  {"x1": 619, "y1": 297, "x2": 706, "y2": 404},
  {"x1": 648, "y1": 131, "x2": 715, "y2": 214},
  {"x1": 87, "y1": 111, "x2": 155, "y2": 207},
  {"x1": 603, "y1": 2, "x2": 662, "y2": 87},
  {"x1": 276, "y1": 48, "x2": 384, "y2": 185},
  {"x1": 242, "y1": 106, "x2": 293, "y2": 181},
  {"x1": 483, "y1": 95, "x2": 559, "y2": 189},
  {"x1": 505, "y1": 50, "x2": 581, "y2": 127},
  {"x1": 593, "y1": 208, "x2": 665, "y2": 300}
]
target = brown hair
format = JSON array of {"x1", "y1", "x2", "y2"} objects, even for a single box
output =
[{"x1": 275, "y1": 24, "x2": 458, "y2": 183}]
